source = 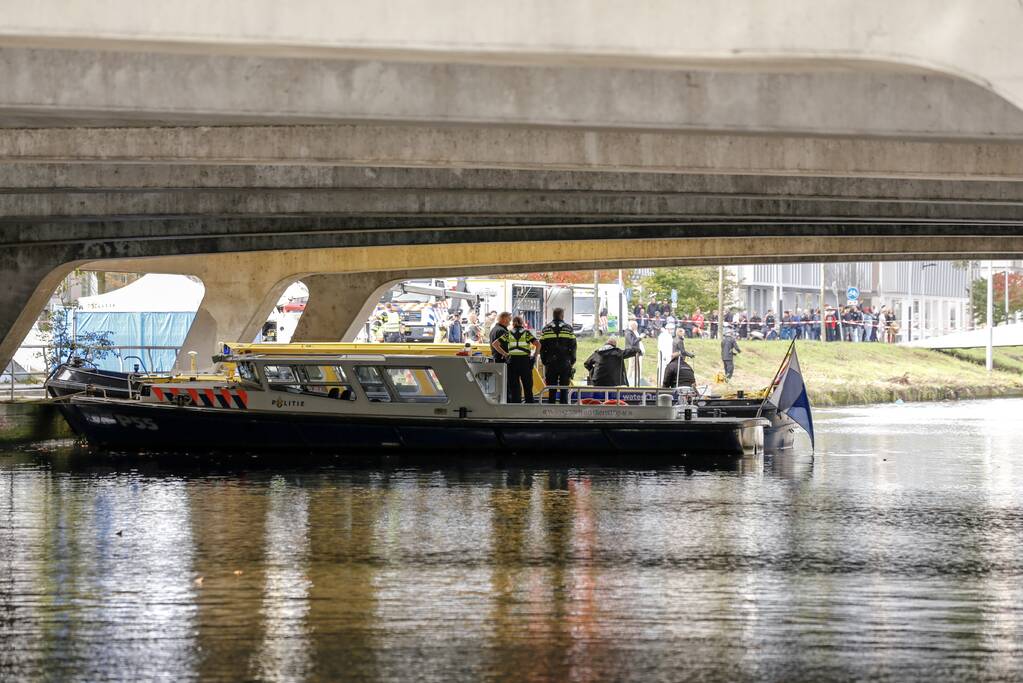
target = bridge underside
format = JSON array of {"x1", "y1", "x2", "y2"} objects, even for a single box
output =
[
  {"x1": 6, "y1": 149, "x2": 1023, "y2": 368},
  {"x1": 5, "y1": 17, "x2": 1023, "y2": 369}
]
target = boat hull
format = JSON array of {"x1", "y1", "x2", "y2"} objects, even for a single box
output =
[
  {"x1": 62, "y1": 397, "x2": 764, "y2": 458},
  {"x1": 577, "y1": 391, "x2": 798, "y2": 451}
]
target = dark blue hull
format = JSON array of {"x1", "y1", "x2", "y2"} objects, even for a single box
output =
[{"x1": 62, "y1": 398, "x2": 763, "y2": 457}]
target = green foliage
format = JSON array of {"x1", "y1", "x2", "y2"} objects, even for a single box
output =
[
  {"x1": 37, "y1": 307, "x2": 118, "y2": 370},
  {"x1": 970, "y1": 273, "x2": 1023, "y2": 325},
  {"x1": 639, "y1": 267, "x2": 734, "y2": 314}
]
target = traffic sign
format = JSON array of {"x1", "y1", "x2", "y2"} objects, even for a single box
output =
[{"x1": 846, "y1": 286, "x2": 860, "y2": 302}]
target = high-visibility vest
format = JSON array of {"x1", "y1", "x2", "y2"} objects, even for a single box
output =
[
  {"x1": 505, "y1": 328, "x2": 535, "y2": 356},
  {"x1": 539, "y1": 320, "x2": 576, "y2": 341},
  {"x1": 383, "y1": 310, "x2": 401, "y2": 333}
]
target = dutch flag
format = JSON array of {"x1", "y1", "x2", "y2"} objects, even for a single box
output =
[{"x1": 768, "y1": 341, "x2": 815, "y2": 449}]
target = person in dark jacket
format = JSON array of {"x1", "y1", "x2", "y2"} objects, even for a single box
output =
[
  {"x1": 623, "y1": 320, "x2": 644, "y2": 386},
  {"x1": 663, "y1": 328, "x2": 696, "y2": 388},
  {"x1": 720, "y1": 326, "x2": 741, "y2": 380},
  {"x1": 492, "y1": 315, "x2": 540, "y2": 403},
  {"x1": 488, "y1": 312, "x2": 511, "y2": 363},
  {"x1": 539, "y1": 307, "x2": 577, "y2": 404},
  {"x1": 583, "y1": 337, "x2": 639, "y2": 387},
  {"x1": 447, "y1": 315, "x2": 463, "y2": 344}
]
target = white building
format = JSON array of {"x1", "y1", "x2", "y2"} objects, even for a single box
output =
[{"x1": 731, "y1": 261, "x2": 1022, "y2": 341}]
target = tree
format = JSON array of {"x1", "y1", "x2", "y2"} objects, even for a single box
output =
[
  {"x1": 37, "y1": 306, "x2": 118, "y2": 371},
  {"x1": 970, "y1": 272, "x2": 1023, "y2": 326},
  {"x1": 640, "y1": 267, "x2": 735, "y2": 314}
]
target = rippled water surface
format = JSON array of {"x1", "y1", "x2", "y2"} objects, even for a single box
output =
[{"x1": 3, "y1": 399, "x2": 1023, "y2": 681}]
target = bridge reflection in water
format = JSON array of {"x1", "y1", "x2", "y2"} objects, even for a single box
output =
[{"x1": 3, "y1": 399, "x2": 1023, "y2": 681}]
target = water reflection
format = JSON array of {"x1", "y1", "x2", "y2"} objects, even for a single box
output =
[{"x1": 2, "y1": 398, "x2": 1023, "y2": 680}]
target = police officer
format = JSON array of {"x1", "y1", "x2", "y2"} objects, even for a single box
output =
[
  {"x1": 381, "y1": 302, "x2": 403, "y2": 343},
  {"x1": 492, "y1": 315, "x2": 540, "y2": 403},
  {"x1": 488, "y1": 312, "x2": 511, "y2": 363},
  {"x1": 539, "y1": 307, "x2": 577, "y2": 404},
  {"x1": 721, "y1": 324, "x2": 741, "y2": 380}
]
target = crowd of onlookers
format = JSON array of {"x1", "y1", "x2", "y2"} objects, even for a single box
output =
[{"x1": 634, "y1": 300, "x2": 901, "y2": 342}]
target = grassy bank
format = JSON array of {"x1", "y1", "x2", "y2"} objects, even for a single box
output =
[
  {"x1": 572, "y1": 336, "x2": 1023, "y2": 407},
  {"x1": 939, "y1": 346, "x2": 1023, "y2": 375}
]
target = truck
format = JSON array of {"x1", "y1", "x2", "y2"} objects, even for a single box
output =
[
  {"x1": 464, "y1": 279, "x2": 573, "y2": 330},
  {"x1": 378, "y1": 279, "x2": 481, "y2": 342},
  {"x1": 570, "y1": 283, "x2": 626, "y2": 335}
]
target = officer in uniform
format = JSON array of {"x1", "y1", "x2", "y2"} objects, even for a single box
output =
[
  {"x1": 721, "y1": 324, "x2": 742, "y2": 380},
  {"x1": 381, "y1": 302, "x2": 403, "y2": 343},
  {"x1": 488, "y1": 312, "x2": 512, "y2": 363},
  {"x1": 539, "y1": 307, "x2": 577, "y2": 404},
  {"x1": 492, "y1": 315, "x2": 540, "y2": 403}
]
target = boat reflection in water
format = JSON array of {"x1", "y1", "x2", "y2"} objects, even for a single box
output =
[
  {"x1": 7, "y1": 393, "x2": 1023, "y2": 683},
  {"x1": 0, "y1": 446, "x2": 781, "y2": 681}
]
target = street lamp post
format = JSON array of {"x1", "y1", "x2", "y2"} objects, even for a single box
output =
[{"x1": 1005, "y1": 267, "x2": 1010, "y2": 325}]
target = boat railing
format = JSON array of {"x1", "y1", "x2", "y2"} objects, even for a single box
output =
[{"x1": 539, "y1": 385, "x2": 693, "y2": 406}]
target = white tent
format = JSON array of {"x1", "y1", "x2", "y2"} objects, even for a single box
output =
[{"x1": 78, "y1": 274, "x2": 205, "y2": 312}]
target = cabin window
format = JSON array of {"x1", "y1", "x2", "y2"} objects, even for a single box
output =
[
  {"x1": 353, "y1": 366, "x2": 392, "y2": 402},
  {"x1": 265, "y1": 364, "x2": 356, "y2": 400},
  {"x1": 383, "y1": 367, "x2": 448, "y2": 403},
  {"x1": 236, "y1": 362, "x2": 260, "y2": 385}
]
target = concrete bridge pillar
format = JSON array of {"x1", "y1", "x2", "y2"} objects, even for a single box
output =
[
  {"x1": 177, "y1": 267, "x2": 293, "y2": 370},
  {"x1": 0, "y1": 248, "x2": 80, "y2": 377},
  {"x1": 291, "y1": 272, "x2": 405, "y2": 343}
]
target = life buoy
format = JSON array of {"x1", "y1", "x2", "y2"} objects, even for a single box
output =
[{"x1": 580, "y1": 398, "x2": 603, "y2": 405}]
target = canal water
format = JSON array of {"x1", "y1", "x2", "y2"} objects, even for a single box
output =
[{"x1": 2, "y1": 398, "x2": 1023, "y2": 682}]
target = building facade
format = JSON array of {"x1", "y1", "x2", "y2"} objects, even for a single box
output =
[{"x1": 731, "y1": 261, "x2": 1021, "y2": 340}]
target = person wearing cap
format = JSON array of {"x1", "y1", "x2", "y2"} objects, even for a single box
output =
[
  {"x1": 583, "y1": 336, "x2": 639, "y2": 387},
  {"x1": 720, "y1": 324, "x2": 742, "y2": 380}
]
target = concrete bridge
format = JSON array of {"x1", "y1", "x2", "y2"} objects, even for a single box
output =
[{"x1": 5, "y1": 0, "x2": 1023, "y2": 369}]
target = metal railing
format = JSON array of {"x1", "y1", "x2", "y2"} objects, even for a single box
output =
[
  {"x1": 540, "y1": 385, "x2": 696, "y2": 406},
  {"x1": 2, "y1": 344, "x2": 181, "y2": 401}
]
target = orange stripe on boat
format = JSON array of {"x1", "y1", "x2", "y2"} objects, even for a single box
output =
[
  {"x1": 235, "y1": 389, "x2": 248, "y2": 408},
  {"x1": 219, "y1": 388, "x2": 234, "y2": 408},
  {"x1": 204, "y1": 389, "x2": 217, "y2": 407},
  {"x1": 152, "y1": 386, "x2": 165, "y2": 401},
  {"x1": 187, "y1": 388, "x2": 200, "y2": 405}
]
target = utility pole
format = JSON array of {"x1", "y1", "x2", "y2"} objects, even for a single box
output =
[
  {"x1": 773, "y1": 264, "x2": 779, "y2": 319},
  {"x1": 718, "y1": 265, "x2": 725, "y2": 335},
  {"x1": 1005, "y1": 266, "x2": 1010, "y2": 325},
  {"x1": 819, "y1": 263, "x2": 825, "y2": 343},
  {"x1": 907, "y1": 262, "x2": 914, "y2": 342},
  {"x1": 987, "y1": 260, "x2": 994, "y2": 372},
  {"x1": 618, "y1": 268, "x2": 625, "y2": 334}
]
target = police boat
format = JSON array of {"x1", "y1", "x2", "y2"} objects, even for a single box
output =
[{"x1": 54, "y1": 352, "x2": 768, "y2": 457}]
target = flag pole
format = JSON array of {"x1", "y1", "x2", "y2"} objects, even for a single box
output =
[{"x1": 756, "y1": 338, "x2": 795, "y2": 418}]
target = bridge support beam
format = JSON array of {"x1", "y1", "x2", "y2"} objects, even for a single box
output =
[
  {"x1": 0, "y1": 248, "x2": 79, "y2": 377},
  {"x1": 177, "y1": 264, "x2": 293, "y2": 369},
  {"x1": 291, "y1": 272, "x2": 405, "y2": 343}
]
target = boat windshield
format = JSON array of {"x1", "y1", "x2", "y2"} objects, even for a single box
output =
[
  {"x1": 263, "y1": 363, "x2": 356, "y2": 400},
  {"x1": 236, "y1": 362, "x2": 261, "y2": 387}
]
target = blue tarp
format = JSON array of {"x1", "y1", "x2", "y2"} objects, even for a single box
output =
[{"x1": 74, "y1": 311, "x2": 195, "y2": 372}]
